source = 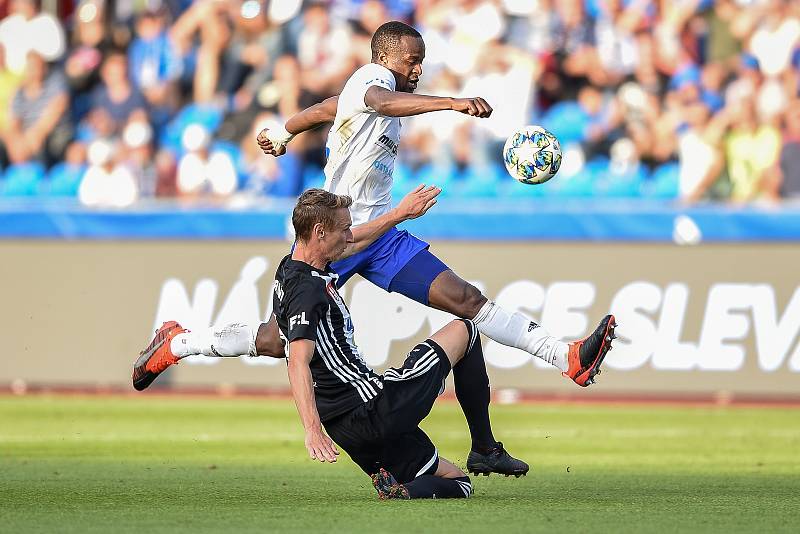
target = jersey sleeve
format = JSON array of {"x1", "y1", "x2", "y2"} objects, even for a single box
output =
[
  {"x1": 341, "y1": 63, "x2": 396, "y2": 114},
  {"x1": 283, "y1": 279, "x2": 327, "y2": 344}
]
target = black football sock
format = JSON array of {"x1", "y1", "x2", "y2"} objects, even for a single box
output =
[
  {"x1": 454, "y1": 319, "x2": 497, "y2": 453},
  {"x1": 405, "y1": 475, "x2": 472, "y2": 499}
]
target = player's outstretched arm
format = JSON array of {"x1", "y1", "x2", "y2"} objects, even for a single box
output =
[
  {"x1": 365, "y1": 86, "x2": 493, "y2": 118},
  {"x1": 256, "y1": 96, "x2": 339, "y2": 157},
  {"x1": 339, "y1": 184, "x2": 441, "y2": 260},
  {"x1": 287, "y1": 339, "x2": 340, "y2": 463}
]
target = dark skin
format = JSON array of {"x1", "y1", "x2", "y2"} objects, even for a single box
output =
[
  {"x1": 255, "y1": 36, "x2": 492, "y2": 154},
  {"x1": 255, "y1": 34, "x2": 492, "y2": 358},
  {"x1": 363, "y1": 35, "x2": 492, "y2": 117}
]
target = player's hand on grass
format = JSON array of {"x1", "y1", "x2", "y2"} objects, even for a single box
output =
[
  {"x1": 451, "y1": 97, "x2": 493, "y2": 118},
  {"x1": 396, "y1": 184, "x2": 441, "y2": 220},
  {"x1": 305, "y1": 428, "x2": 340, "y2": 463},
  {"x1": 256, "y1": 128, "x2": 287, "y2": 157}
]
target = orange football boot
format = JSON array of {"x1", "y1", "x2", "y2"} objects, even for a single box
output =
[
  {"x1": 563, "y1": 315, "x2": 616, "y2": 387},
  {"x1": 132, "y1": 321, "x2": 186, "y2": 391}
]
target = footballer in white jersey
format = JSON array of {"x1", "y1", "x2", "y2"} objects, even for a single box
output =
[
  {"x1": 324, "y1": 62, "x2": 400, "y2": 227},
  {"x1": 255, "y1": 22, "x2": 617, "y2": 392}
]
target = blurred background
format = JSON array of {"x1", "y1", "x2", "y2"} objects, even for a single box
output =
[
  {"x1": 1, "y1": 0, "x2": 799, "y2": 400},
  {"x1": 0, "y1": 0, "x2": 798, "y2": 203}
]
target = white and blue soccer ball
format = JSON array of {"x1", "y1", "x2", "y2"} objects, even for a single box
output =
[{"x1": 502, "y1": 125, "x2": 562, "y2": 185}]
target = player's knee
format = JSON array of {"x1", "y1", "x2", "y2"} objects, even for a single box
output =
[
  {"x1": 430, "y1": 320, "x2": 471, "y2": 367},
  {"x1": 456, "y1": 283, "x2": 487, "y2": 320},
  {"x1": 429, "y1": 272, "x2": 487, "y2": 318}
]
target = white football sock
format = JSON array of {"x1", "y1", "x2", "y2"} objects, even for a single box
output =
[
  {"x1": 171, "y1": 323, "x2": 257, "y2": 359},
  {"x1": 472, "y1": 301, "x2": 569, "y2": 372}
]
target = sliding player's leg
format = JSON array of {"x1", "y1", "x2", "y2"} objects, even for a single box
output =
[
  {"x1": 133, "y1": 314, "x2": 291, "y2": 391},
  {"x1": 369, "y1": 424, "x2": 471, "y2": 500},
  {"x1": 132, "y1": 321, "x2": 261, "y2": 391},
  {"x1": 373, "y1": 457, "x2": 472, "y2": 500}
]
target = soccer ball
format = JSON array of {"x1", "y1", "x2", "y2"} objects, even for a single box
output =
[{"x1": 502, "y1": 125, "x2": 562, "y2": 184}]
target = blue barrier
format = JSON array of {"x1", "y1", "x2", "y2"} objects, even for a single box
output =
[{"x1": 1, "y1": 199, "x2": 800, "y2": 241}]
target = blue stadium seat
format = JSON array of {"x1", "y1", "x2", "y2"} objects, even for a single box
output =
[
  {"x1": 41, "y1": 163, "x2": 86, "y2": 197},
  {"x1": 0, "y1": 163, "x2": 46, "y2": 197},
  {"x1": 455, "y1": 163, "x2": 502, "y2": 198},
  {"x1": 391, "y1": 162, "x2": 413, "y2": 198},
  {"x1": 268, "y1": 152, "x2": 303, "y2": 197},
  {"x1": 393, "y1": 161, "x2": 412, "y2": 183},
  {"x1": 159, "y1": 104, "x2": 224, "y2": 155},
  {"x1": 301, "y1": 165, "x2": 326, "y2": 190},
  {"x1": 548, "y1": 173, "x2": 594, "y2": 197},
  {"x1": 540, "y1": 101, "x2": 589, "y2": 146},
  {"x1": 498, "y1": 174, "x2": 546, "y2": 199},
  {"x1": 594, "y1": 165, "x2": 649, "y2": 198},
  {"x1": 414, "y1": 163, "x2": 456, "y2": 198},
  {"x1": 642, "y1": 162, "x2": 680, "y2": 199},
  {"x1": 542, "y1": 157, "x2": 605, "y2": 198}
]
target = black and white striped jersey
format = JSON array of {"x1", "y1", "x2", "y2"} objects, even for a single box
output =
[{"x1": 273, "y1": 255, "x2": 383, "y2": 422}]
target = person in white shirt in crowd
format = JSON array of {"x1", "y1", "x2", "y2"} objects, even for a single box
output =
[
  {"x1": 78, "y1": 138, "x2": 138, "y2": 208},
  {"x1": 0, "y1": 0, "x2": 65, "y2": 75},
  {"x1": 176, "y1": 123, "x2": 238, "y2": 198}
]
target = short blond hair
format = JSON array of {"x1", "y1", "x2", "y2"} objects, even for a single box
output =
[{"x1": 292, "y1": 189, "x2": 353, "y2": 242}]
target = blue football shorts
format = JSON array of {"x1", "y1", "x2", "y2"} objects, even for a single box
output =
[{"x1": 330, "y1": 227, "x2": 449, "y2": 305}]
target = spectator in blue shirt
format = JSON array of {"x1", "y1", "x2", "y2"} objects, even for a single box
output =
[
  {"x1": 85, "y1": 51, "x2": 148, "y2": 138},
  {"x1": 128, "y1": 7, "x2": 181, "y2": 124}
]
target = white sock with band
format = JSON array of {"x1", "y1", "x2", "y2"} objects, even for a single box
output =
[
  {"x1": 472, "y1": 301, "x2": 569, "y2": 372},
  {"x1": 171, "y1": 323, "x2": 257, "y2": 359}
]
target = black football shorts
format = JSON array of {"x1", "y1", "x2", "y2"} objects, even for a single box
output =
[{"x1": 324, "y1": 338, "x2": 451, "y2": 484}]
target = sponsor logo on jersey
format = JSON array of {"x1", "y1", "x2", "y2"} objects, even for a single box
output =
[
  {"x1": 365, "y1": 78, "x2": 391, "y2": 88},
  {"x1": 377, "y1": 134, "x2": 398, "y2": 156},
  {"x1": 289, "y1": 312, "x2": 310, "y2": 330},
  {"x1": 372, "y1": 159, "x2": 392, "y2": 175}
]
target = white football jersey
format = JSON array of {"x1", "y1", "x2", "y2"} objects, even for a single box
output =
[{"x1": 323, "y1": 63, "x2": 401, "y2": 226}]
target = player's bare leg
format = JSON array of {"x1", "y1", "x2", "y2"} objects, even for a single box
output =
[
  {"x1": 428, "y1": 269, "x2": 615, "y2": 385},
  {"x1": 434, "y1": 457, "x2": 467, "y2": 478},
  {"x1": 428, "y1": 270, "x2": 567, "y2": 368},
  {"x1": 254, "y1": 314, "x2": 285, "y2": 358}
]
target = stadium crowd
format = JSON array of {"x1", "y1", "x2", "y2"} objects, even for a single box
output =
[{"x1": 0, "y1": 0, "x2": 798, "y2": 206}]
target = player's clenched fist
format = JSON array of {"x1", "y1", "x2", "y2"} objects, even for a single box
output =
[
  {"x1": 256, "y1": 126, "x2": 293, "y2": 157},
  {"x1": 451, "y1": 97, "x2": 493, "y2": 118}
]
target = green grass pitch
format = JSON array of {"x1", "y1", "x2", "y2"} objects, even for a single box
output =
[{"x1": 1, "y1": 395, "x2": 799, "y2": 533}]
